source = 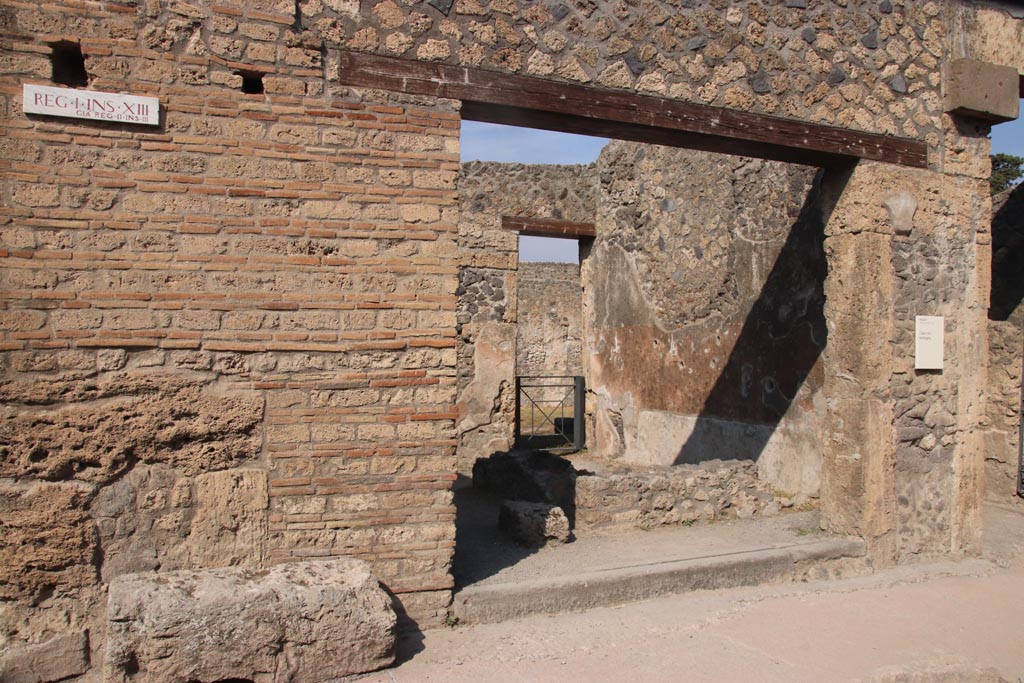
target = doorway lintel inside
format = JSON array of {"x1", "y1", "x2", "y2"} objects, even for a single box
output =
[{"x1": 502, "y1": 216, "x2": 596, "y2": 240}]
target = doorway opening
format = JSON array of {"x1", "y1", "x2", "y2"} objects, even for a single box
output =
[
  {"x1": 452, "y1": 115, "x2": 839, "y2": 596},
  {"x1": 453, "y1": 124, "x2": 602, "y2": 588},
  {"x1": 986, "y1": 101, "x2": 1024, "y2": 499},
  {"x1": 514, "y1": 238, "x2": 587, "y2": 452}
]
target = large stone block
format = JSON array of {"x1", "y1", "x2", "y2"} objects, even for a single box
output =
[
  {"x1": 822, "y1": 231, "x2": 895, "y2": 396},
  {"x1": 90, "y1": 465, "x2": 270, "y2": 582},
  {"x1": 943, "y1": 58, "x2": 1020, "y2": 123},
  {"x1": 105, "y1": 559, "x2": 396, "y2": 683},
  {"x1": 189, "y1": 468, "x2": 269, "y2": 569},
  {"x1": 960, "y1": 5, "x2": 1024, "y2": 82}
]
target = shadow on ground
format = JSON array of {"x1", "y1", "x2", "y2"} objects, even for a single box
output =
[{"x1": 451, "y1": 473, "x2": 543, "y2": 588}]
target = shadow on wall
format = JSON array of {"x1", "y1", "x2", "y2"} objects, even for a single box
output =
[
  {"x1": 990, "y1": 183, "x2": 1024, "y2": 322},
  {"x1": 674, "y1": 164, "x2": 854, "y2": 466}
]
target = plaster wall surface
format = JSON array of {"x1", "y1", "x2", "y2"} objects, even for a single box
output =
[{"x1": 584, "y1": 140, "x2": 825, "y2": 498}]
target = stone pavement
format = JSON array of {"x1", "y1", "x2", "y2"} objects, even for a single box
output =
[{"x1": 357, "y1": 502, "x2": 1024, "y2": 683}]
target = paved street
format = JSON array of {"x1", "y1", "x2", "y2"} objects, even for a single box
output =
[{"x1": 358, "y1": 503, "x2": 1024, "y2": 683}]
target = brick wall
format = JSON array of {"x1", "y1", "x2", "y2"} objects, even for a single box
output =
[{"x1": 1, "y1": 3, "x2": 461, "y2": 655}]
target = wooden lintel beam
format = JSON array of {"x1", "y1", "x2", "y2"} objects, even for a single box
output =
[
  {"x1": 502, "y1": 215, "x2": 596, "y2": 239},
  {"x1": 463, "y1": 102, "x2": 842, "y2": 168},
  {"x1": 336, "y1": 50, "x2": 928, "y2": 169}
]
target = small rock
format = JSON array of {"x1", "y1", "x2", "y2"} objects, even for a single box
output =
[
  {"x1": 499, "y1": 500, "x2": 570, "y2": 546},
  {"x1": 749, "y1": 70, "x2": 771, "y2": 94},
  {"x1": 624, "y1": 53, "x2": 646, "y2": 76},
  {"x1": 736, "y1": 504, "x2": 756, "y2": 519},
  {"x1": 652, "y1": 493, "x2": 674, "y2": 510},
  {"x1": 427, "y1": 0, "x2": 454, "y2": 14}
]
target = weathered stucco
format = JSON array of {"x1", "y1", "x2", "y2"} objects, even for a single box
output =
[{"x1": 584, "y1": 141, "x2": 826, "y2": 498}]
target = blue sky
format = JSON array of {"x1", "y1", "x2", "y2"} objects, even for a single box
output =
[
  {"x1": 461, "y1": 122, "x2": 606, "y2": 263},
  {"x1": 992, "y1": 108, "x2": 1024, "y2": 157},
  {"x1": 462, "y1": 110, "x2": 1024, "y2": 263},
  {"x1": 460, "y1": 120, "x2": 609, "y2": 166}
]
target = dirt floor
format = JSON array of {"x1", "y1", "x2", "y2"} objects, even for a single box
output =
[{"x1": 358, "y1": 499, "x2": 1024, "y2": 683}]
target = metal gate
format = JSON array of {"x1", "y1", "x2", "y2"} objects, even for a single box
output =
[{"x1": 514, "y1": 375, "x2": 585, "y2": 451}]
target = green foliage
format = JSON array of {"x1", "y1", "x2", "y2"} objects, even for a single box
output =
[{"x1": 990, "y1": 153, "x2": 1024, "y2": 195}]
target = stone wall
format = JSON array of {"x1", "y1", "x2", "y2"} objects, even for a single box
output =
[
  {"x1": 516, "y1": 262, "x2": 583, "y2": 379},
  {"x1": 456, "y1": 161, "x2": 593, "y2": 467},
  {"x1": 986, "y1": 184, "x2": 1023, "y2": 499},
  {"x1": 334, "y1": 0, "x2": 951, "y2": 145},
  {"x1": 0, "y1": 0, "x2": 1019, "y2": 676},
  {"x1": 819, "y1": 157, "x2": 991, "y2": 563},
  {"x1": 584, "y1": 141, "x2": 825, "y2": 498},
  {"x1": 575, "y1": 459, "x2": 787, "y2": 532}
]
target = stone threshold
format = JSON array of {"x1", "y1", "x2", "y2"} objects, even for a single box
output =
[{"x1": 452, "y1": 512, "x2": 865, "y2": 625}]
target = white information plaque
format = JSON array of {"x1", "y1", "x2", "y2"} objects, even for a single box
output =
[
  {"x1": 23, "y1": 84, "x2": 159, "y2": 126},
  {"x1": 915, "y1": 315, "x2": 944, "y2": 371}
]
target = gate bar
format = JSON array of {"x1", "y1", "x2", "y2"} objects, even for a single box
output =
[{"x1": 573, "y1": 375, "x2": 586, "y2": 450}]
